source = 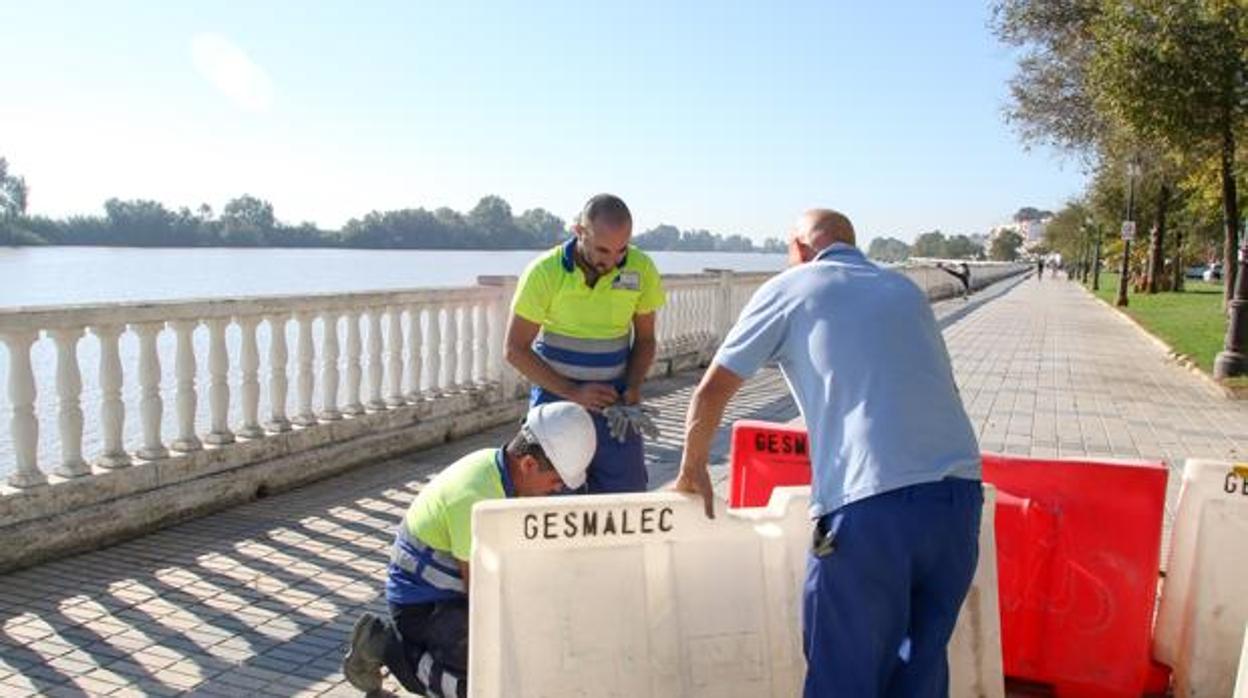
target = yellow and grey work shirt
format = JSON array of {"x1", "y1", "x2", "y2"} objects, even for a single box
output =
[{"x1": 512, "y1": 238, "x2": 665, "y2": 392}]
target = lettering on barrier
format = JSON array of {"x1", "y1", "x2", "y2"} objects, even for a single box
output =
[
  {"x1": 521, "y1": 506, "x2": 675, "y2": 541},
  {"x1": 752, "y1": 432, "x2": 807, "y2": 456},
  {"x1": 1224, "y1": 467, "x2": 1248, "y2": 496}
]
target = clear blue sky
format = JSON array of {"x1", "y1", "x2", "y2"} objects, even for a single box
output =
[{"x1": 0, "y1": 1, "x2": 1086, "y2": 246}]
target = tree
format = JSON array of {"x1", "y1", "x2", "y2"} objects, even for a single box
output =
[
  {"x1": 103, "y1": 198, "x2": 179, "y2": 246},
  {"x1": 221, "y1": 195, "x2": 276, "y2": 246},
  {"x1": 911, "y1": 231, "x2": 948, "y2": 258},
  {"x1": 1044, "y1": 201, "x2": 1093, "y2": 271},
  {"x1": 680, "y1": 229, "x2": 717, "y2": 251},
  {"x1": 990, "y1": 230, "x2": 1025, "y2": 261},
  {"x1": 0, "y1": 157, "x2": 35, "y2": 244},
  {"x1": 761, "y1": 237, "x2": 787, "y2": 254},
  {"x1": 867, "y1": 236, "x2": 911, "y2": 262},
  {"x1": 0, "y1": 157, "x2": 29, "y2": 219},
  {"x1": 1013, "y1": 206, "x2": 1054, "y2": 223},
  {"x1": 991, "y1": 0, "x2": 1109, "y2": 159},
  {"x1": 467, "y1": 195, "x2": 524, "y2": 248},
  {"x1": 945, "y1": 235, "x2": 983, "y2": 259},
  {"x1": 1088, "y1": 0, "x2": 1246, "y2": 303},
  {"x1": 517, "y1": 208, "x2": 566, "y2": 247},
  {"x1": 634, "y1": 224, "x2": 682, "y2": 250}
]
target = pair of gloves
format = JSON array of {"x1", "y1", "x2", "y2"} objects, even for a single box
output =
[{"x1": 602, "y1": 403, "x2": 661, "y2": 443}]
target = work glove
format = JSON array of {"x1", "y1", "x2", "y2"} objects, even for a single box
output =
[{"x1": 602, "y1": 404, "x2": 661, "y2": 443}]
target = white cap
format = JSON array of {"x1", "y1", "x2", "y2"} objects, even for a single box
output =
[{"x1": 524, "y1": 402, "x2": 596, "y2": 489}]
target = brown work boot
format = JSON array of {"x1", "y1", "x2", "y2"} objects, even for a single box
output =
[{"x1": 343, "y1": 612, "x2": 388, "y2": 692}]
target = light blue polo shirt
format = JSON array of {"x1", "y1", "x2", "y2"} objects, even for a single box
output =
[{"x1": 714, "y1": 243, "x2": 981, "y2": 519}]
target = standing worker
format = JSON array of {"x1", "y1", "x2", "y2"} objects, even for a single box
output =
[
  {"x1": 504, "y1": 193, "x2": 666, "y2": 493},
  {"x1": 342, "y1": 402, "x2": 598, "y2": 697},
  {"x1": 674, "y1": 209, "x2": 983, "y2": 697}
]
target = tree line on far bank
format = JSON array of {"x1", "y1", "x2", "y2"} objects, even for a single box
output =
[
  {"x1": 0, "y1": 157, "x2": 1034, "y2": 260},
  {"x1": 0, "y1": 166, "x2": 786, "y2": 254}
]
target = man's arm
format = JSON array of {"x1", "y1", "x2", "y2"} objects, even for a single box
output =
[
  {"x1": 672, "y1": 364, "x2": 744, "y2": 518},
  {"x1": 622, "y1": 312, "x2": 657, "y2": 405},
  {"x1": 504, "y1": 313, "x2": 618, "y2": 410},
  {"x1": 458, "y1": 559, "x2": 470, "y2": 595}
]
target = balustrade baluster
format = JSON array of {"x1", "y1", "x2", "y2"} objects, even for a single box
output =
[
  {"x1": 427, "y1": 305, "x2": 443, "y2": 394},
  {"x1": 443, "y1": 304, "x2": 459, "y2": 393},
  {"x1": 472, "y1": 303, "x2": 486, "y2": 386},
  {"x1": 320, "y1": 312, "x2": 342, "y2": 420},
  {"x1": 204, "y1": 318, "x2": 235, "y2": 445},
  {"x1": 457, "y1": 304, "x2": 471, "y2": 389},
  {"x1": 237, "y1": 316, "x2": 264, "y2": 438},
  {"x1": 93, "y1": 324, "x2": 131, "y2": 467},
  {"x1": 386, "y1": 306, "x2": 406, "y2": 406},
  {"x1": 170, "y1": 320, "x2": 204, "y2": 451},
  {"x1": 3, "y1": 331, "x2": 45, "y2": 487},
  {"x1": 49, "y1": 328, "x2": 89, "y2": 477},
  {"x1": 265, "y1": 314, "x2": 292, "y2": 433},
  {"x1": 292, "y1": 312, "x2": 317, "y2": 426},
  {"x1": 366, "y1": 308, "x2": 386, "y2": 410},
  {"x1": 134, "y1": 322, "x2": 170, "y2": 459},
  {"x1": 405, "y1": 306, "x2": 423, "y2": 400},
  {"x1": 342, "y1": 311, "x2": 364, "y2": 416}
]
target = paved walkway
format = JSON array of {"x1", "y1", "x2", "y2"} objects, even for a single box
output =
[{"x1": 2, "y1": 274, "x2": 1243, "y2": 696}]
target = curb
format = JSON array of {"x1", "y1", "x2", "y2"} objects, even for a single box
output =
[{"x1": 1078, "y1": 283, "x2": 1241, "y2": 400}]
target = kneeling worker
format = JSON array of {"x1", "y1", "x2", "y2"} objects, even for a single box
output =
[{"x1": 343, "y1": 402, "x2": 597, "y2": 696}]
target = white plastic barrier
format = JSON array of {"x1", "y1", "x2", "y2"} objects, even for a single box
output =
[
  {"x1": 1154, "y1": 459, "x2": 1248, "y2": 697},
  {"x1": 469, "y1": 485, "x2": 1002, "y2": 697},
  {"x1": 1236, "y1": 623, "x2": 1248, "y2": 698},
  {"x1": 949, "y1": 484, "x2": 1005, "y2": 698}
]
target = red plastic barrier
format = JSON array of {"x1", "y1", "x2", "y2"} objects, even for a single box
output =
[
  {"x1": 728, "y1": 420, "x2": 812, "y2": 508},
  {"x1": 726, "y1": 420, "x2": 1171, "y2": 697},
  {"x1": 984, "y1": 454, "x2": 1169, "y2": 697}
]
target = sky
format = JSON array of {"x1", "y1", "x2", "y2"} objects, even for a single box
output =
[{"x1": 0, "y1": 1, "x2": 1087, "y2": 246}]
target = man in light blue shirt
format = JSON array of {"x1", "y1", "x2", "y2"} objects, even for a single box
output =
[{"x1": 675, "y1": 209, "x2": 983, "y2": 697}]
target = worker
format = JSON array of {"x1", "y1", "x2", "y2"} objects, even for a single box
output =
[
  {"x1": 342, "y1": 401, "x2": 598, "y2": 696},
  {"x1": 504, "y1": 193, "x2": 665, "y2": 493}
]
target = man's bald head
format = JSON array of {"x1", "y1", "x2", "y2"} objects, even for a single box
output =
[{"x1": 796, "y1": 209, "x2": 856, "y2": 251}]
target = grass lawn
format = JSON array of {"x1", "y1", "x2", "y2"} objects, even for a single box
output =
[{"x1": 1090, "y1": 273, "x2": 1227, "y2": 375}]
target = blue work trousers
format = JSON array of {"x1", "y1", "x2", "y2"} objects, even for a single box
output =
[{"x1": 803, "y1": 478, "x2": 983, "y2": 697}]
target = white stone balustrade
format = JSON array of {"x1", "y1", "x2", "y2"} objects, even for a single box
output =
[{"x1": 0, "y1": 265, "x2": 1025, "y2": 491}]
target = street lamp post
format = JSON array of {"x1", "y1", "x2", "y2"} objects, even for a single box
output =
[
  {"x1": 1214, "y1": 217, "x2": 1248, "y2": 378},
  {"x1": 1079, "y1": 222, "x2": 1091, "y2": 284},
  {"x1": 1116, "y1": 158, "x2": 1141, "y2": 307},
  {"x1": 1092, "y1": 221, "x2": 1103, "y2": 290}
]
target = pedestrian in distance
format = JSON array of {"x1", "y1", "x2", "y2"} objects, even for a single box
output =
[
  {"x1": 936, "y1": 261, "x2": 972, "y2": 301},
  {"x1": 675, "y1": 208, "x2": 984, "y2": 697}
]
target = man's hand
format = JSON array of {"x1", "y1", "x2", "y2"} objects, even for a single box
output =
[
  {"x1": 570, "y1": 383, "x2": 619, "y2": 411},
  {"x1": 673, "y1": 465, "x2": 715, "y2": 519},
  {"x1": 622, "y1": 385, "x2": 641, "y2": 406}
]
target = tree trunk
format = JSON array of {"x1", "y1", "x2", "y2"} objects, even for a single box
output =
[
  {"x1": 1222, "y1": 123, "x2": 1240, "y2": 309},
  {"x1": 1172, "y1": 226, "x2": 1184, "y2": 293},
  {"x1": 1147, "y1": 183, "x2": 1170, "y2": 293}
]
